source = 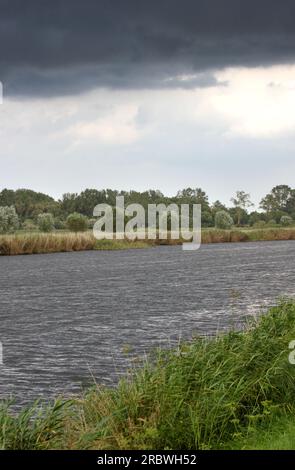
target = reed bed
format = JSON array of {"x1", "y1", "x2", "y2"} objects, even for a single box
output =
[
  {"x1": 1, "y1": 227, "x2": 295, "y2": 255},
  {"x1": 0, "y1": 232, "x2": 96, "y2": 255}
]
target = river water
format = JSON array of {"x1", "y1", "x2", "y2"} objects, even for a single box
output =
[{"x1": 0, "y1": 240, "x2": 295, "y2": 405}]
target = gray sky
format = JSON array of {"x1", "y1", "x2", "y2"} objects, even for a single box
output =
[{"x1": 1, "y1": 0, "x2": 295, "y2": 206}]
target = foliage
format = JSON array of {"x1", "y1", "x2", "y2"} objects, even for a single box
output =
[
  {"x1": 0, "y1": 206, "x2": 19, "y2": 233},
  {"x1": 66, "y1": 212, "x2": 88, "y2": 232},
  {"x1": 260, "y1": 185, "x2": 294, "y2": 213},
  {"x1": 253, "y1": 220, "x2": 266, "y2": 229},
  {"x1": 2, "y1": 185, "x2": 295, "y2": 231},
  {"x1": 0, "y1": 188, "x2": 58, "y2": 220},
  {"x1": 37, "y1": 213, "x2": 55, "y2": 232},
  {"x1": 280, "y1": 215, "x2": 293, "y2": 226},
  {"x1": 215, "y1": 210, "x2": 234, "y2": 229},
  {"x1": 22, "y1": 219, "x2": 38, "y2": 231},
  {"x1": 266, "y1": 219, "x2": 277, "y2": 227},
  {"x1": 53, "y1": 218, "x2": 66, "y2": 230},
  {"x1": 230, "y1": 191, "x2": 253, "y2": 225}
]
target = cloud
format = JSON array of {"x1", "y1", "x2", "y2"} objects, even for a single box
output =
[
  {"x1": 210, "y1": 65, "x2": 295, "y2": 138},
  {"x1": 1, "y1": 0, "x2": 295, "y2": 96},
  {"x1": 65, "y1": 104, "x2": 142, "y2": 146}
]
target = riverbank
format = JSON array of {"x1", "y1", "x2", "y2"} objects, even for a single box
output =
[
  {"x1": 1, "y1": 300, "x2": 295, "y2": 450},
  {"x1": 1, "y1": 227, "x2": 295, "y2": 255}
]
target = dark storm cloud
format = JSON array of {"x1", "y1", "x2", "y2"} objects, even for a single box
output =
[{"x1": 1, "y1": 0, "x2": 295, "y2": 96}]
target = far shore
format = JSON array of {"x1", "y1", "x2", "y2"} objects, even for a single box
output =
[{"x1": 1, "y1": 226, "x2": 295, "y2": 256}]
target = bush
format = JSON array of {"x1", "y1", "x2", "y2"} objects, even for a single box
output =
[
  {"x1": 253, "y1": 220, "x2": 266, "y2": 229},
  {"x1": 66, "y1": 212, "x2": 88, "y2": 232},
  {"x1": 0, "y1": 206, "x2": 19, "y2": 233},
  {"x1": 201, "y1": 211, "x2": 213, "y2": 227},
  {"x1": 267, "y1": 219, "x2": 277, "y2": 227},
  {"x1": 37, "y1": 213, "x2": 55, "y2": 232},
  {"x1": 54, "y1": 218, "x2": 66, "y2": 230},
  {"x1": 280, "y1": 215, "x2": 293, "y2": 227},
  {"x1": 87, "y1": 218, "x2": 97, "y2": 229},
  {"x1": 22, "y1": 219, "x2": 38, "y2": 231},
  {"x1": 214, "y1": 210, "x2": 234, "y2": 230}
]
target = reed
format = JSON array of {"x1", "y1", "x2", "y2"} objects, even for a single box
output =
[
  {"x1": 0, "y1": 232, "x2": 96, "y2": 255},
  {"x1": 1, "y1": 227, "x2": 295, "y2": 256}
]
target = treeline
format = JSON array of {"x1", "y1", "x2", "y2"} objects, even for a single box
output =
[{"x1": 0, "y1": 185, "x2": 295, "y2": 232}]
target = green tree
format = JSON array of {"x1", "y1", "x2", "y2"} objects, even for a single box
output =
[
  {"x1": 37, "y1": 213, "x2": 55, "y2": 232},
  {"x1": 260, "y1": 185, "x2": 293, "y2": 213},
  {"x1": 248, "y1": 211, "x2": 265, "y2": 226},
  {"x1": 66, "y1": 212, "x2": 88, "y2": 232},
  {"x1": 215, "y1": 210, "x2": 234, "y2": 229},
  {"x1": 0, "y1": 206, "x2": 19, "y2": 233},
  {"x1": 211, "y1": 200, "x2": 227, "y2": 215},
  {"x1": 231, "y1": 191, "x2": 253, "y2": 226},
  {"x1": 280, "y1": 215, "x2": 293, "y2": 226}
]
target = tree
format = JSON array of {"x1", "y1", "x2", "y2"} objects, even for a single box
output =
[
  {"x1": 75, "y1": 189, "x2": 107, "y2": 217},
  {"x1": 211, "y1": 200, "x2": 227, "y2": 215},
  {"x1": 215, "y1": 210, "x2": 234, "y2": 229},
  {"x1": 248, "y1": 211, "x2": 265, "y2": 226},
  {"x1": 176, "y1": 187, "x2": 209, "y2": 207},
  {"x1": 22, "y1": 219, "x2": 38, "y2": 231},
  {"x1": 37, "y1": 213, "x2": 54, "y2": 232},
  {"x1": 0, "y1": 206, "x2": 19, "y2": 233},
  {"x1": 260, "y1": 185, "x2": 293, "y2": 213},
  {"x1": 231, "y1": 191, "x2": 253, "y2": 226},
  {"x1": 280, "y1": 215, "x2": 293, "y2": 226},
  {"x1": 66, "y1": 212, "x2": 88, "y2": 232},
  {"x1": 0, "y1": 188, "x2": 57, "y2": 220},
  {"x1": 60, "y1": 193, "x2": 79, "y2": 216}
]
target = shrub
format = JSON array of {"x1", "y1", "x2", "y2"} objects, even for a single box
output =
[
  {"x1": 267, "y1": 219, "x2": 277, "y2": 227},
  {"x1": 214, "y1": 210, "x2": 234, "y2": 230},
  {"x1": 280, "y1": 215, "x2": 293, "y2": 227},
  {"x1": 253, "y1": 220, "x2": 266, "y2": 229},
  {"x1": 0, "y1": 206, "x2": 19, "y2": 233},
  {"x1": 37, "y1": 213, "x2": 55, "y2": 232},
  {"x1": 87, "y1": 218, "x2": 97, "y2": 229},
  {"x1": 54, "y1": 218, "x2": 66, "y2": 230},
  {"x1": 22, "y1": 219, "x2": 38, "y2": 232},
  {"x1": 66, "y1": 212, "x2": 88, "y2": 232}
]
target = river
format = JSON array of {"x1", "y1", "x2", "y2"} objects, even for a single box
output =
[{"x1": 0, "y1": 240, "x2": 295, "y2": 405}]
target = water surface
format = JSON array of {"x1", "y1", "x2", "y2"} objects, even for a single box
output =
[{"x1": 0, "y1": 241, "x2": 295, "y2": 404}]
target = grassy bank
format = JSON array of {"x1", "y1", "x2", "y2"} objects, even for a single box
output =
[
  {"x1": 1, "y1": 300, "x2": 295, "y2": 450},
  {"x1": 1, "y1": 227, "x2": 295, "y2": 255},
  {"x1": 0, "y1": 232, "x2": 152, "y2": 255}
]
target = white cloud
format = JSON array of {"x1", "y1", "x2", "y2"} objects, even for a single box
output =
[
  {"x1": 65, "y1": 104, "x2": 142, "y2": 146},
  {"x1": 210, "y1": 65, "x2": 295, "y2": 138}
]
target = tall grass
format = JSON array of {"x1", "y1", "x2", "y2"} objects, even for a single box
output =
[
  {"x1": 0, "y1": 232, "x2": 96, "y2": 255},
  {"x1": 1, "y1": 301, "x2": 295, "y2": 449},
  {"x1": 0, "y1": 232, "x2": 153, "y2": 255},
  {"x1": 1, "y1": 227, "x2": 295, "y2": 255}
]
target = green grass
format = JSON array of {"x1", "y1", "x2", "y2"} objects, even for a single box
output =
[
  {"x1": 2, "y1": 300, "x2": 295, "y2": 449},
  {"x1": 226, "y1": 414, "x2": 295, "y2": 450}
]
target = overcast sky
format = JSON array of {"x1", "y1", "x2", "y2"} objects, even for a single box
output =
[{"x1": 1, "y1": 0, "x2": 295, "y2": 206}]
